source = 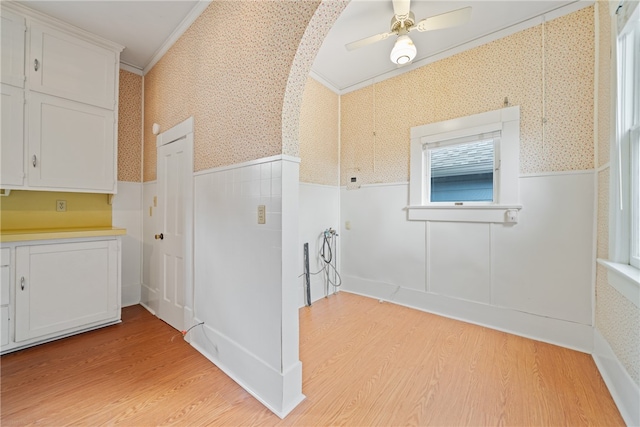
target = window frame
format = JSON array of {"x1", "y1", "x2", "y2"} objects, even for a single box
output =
[
  {"x1": 613, "y1": 7, "x2": 640, "y2": 270},
  {"x1": 408, "y1": 106, "x2": 521, "y2": 223}
]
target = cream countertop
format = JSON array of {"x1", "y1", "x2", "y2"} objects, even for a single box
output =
[{"x1": 0, "y1": 227, "x2": 126, "y2": 243}]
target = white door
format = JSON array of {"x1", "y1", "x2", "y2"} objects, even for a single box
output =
[{"x1": 156, "y1": 129, "x2": 193, "y2": 332}]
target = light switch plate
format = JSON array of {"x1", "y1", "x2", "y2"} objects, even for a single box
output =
[{"x1": 258, "y1": 205, "x2": 266, "y2": 224}]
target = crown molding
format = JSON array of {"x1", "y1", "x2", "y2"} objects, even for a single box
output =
[
  {"x1": 142, "y1": 1, "x2": 212, "y2": 75},
  {"x1": 120, "y1": 62, "x2": 143, "y2": 76}
]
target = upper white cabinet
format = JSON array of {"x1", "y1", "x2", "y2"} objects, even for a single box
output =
[
  {"x1": 0, "y1": 3, "x2": 123, "y2": 194},
  {"x1": 29, "y1": 23, "x2": 117, "y2": 110},
  {"x1": 1, "y1": 9, "x2": 26, "y2": 88},
  {"x1": 1, "y1": 84, "x2": 25, "y2": 186},
  {"x1": 28, "y1": 92, "x2": 115, "y2": 191}
]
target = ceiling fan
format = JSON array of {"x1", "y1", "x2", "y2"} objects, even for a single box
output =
[{"x1": 345, "y1": 0, "x2": 472, "y2": 65}]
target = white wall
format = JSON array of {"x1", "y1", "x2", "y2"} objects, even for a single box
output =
[
  {"x1": 191, "y1": 156, "x2": 303, "y2": 417},
  {"x1": 140, "y1": 181, "x2": 158, "y2": 314},
  {"x1": 112, "y1": 181, "x2": 142, "y2": 307},
  {"x1": 298, "y1": 183, "x2": 340, "y2": 306},
  {"x1": 340, "y1": 171, "x2": 596, "y2": 351}
]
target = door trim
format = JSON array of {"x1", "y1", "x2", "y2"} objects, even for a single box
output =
[{"x1": 155, "y1": 117, "x2": 194, "y2": 330}]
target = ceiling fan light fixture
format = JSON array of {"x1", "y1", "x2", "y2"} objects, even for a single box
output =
[{"x1": 390, "y1": 35, "x2": 416, "y2": 65}]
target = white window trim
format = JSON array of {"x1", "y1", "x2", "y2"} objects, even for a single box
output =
[
  {"x1": 600, "y1": 2, "x2": 640, "y2": 304},
  {"x1": 408, "y1": 106, "x2": 521, "y2": 223}
]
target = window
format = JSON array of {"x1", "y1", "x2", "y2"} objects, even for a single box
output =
[
  {"x1": 408, "y1": 106, "x2": 520, "y2": 223},
  {"x1": 427, "y1": 133, "x2": 499, "y2": 203},
  {"x1": 613, "y1": 4, "x2": 640, "y2": 269},
  {"x1": 600, "y1": 2, "x2": 640, "y2": 303}
]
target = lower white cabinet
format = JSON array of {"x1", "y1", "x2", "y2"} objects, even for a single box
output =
[{"x1": 1, "y1": 237, "x2": 121, "y2": 353}]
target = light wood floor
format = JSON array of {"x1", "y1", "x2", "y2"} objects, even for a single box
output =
[{"x1": 1, "y1": 292, "x2": 623, "y2": 426}]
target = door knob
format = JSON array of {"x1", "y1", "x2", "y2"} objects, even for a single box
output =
[{"x1": 155, "y1": 233, "x2": 164, "y2": 240}]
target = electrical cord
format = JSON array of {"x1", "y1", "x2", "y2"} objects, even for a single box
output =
[{"x1": 320, "y1": 233, "x2": 332, "y2": 264}]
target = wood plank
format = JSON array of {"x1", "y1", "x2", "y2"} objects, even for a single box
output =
[{"x1": 1, "y1": 292, "x2": 624, "y2": 426}]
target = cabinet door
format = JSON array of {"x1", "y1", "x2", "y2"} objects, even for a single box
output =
[
  {"x1": 28, "y1": 92, "x2": 116, "y2": 192},
  {"x1": 29, "y1": 23, "x2": 116, "y2": 109},
  {"x1": 1, "y1": 84, "x2": 25, "y2": 187},
  {"x1": 15, "y1": 240, "x2": 119, "y2": 343},
  {"x1": 0, "y1": 9, "x2": 25, "y2": 88}
]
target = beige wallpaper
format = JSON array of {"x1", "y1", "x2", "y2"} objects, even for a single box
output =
[
  {"x1": 593, "y1": 0, "x2": 640, "y2": 388},
  {"x1": 282, "y1": 0, "x2": 349, "y2": 158},
  {"x1": 299, "y1": 77, "x2": 339, "y2": 185},
  {"x1": 118, "y1": 69, "x2": 142, "y2": 182},
  {"x1": 143, "y1": 0, "x2": 323, "y2": 182},
  {"x1": 597, "y1": 1, "x2": 612, "y2": 167},
  {"x1": 340, "y1": 7, "x2": 595, "y2": 185},
  {"x1": 595, "y1": 265, "x2": 640, "y2": 385}
]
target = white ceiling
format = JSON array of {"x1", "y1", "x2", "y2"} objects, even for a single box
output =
[
  {"x1": 313, "y1": 0, "x2": 582, "y2": 92},
  {"x1": 15, "y1": 0, "x2": 202, "y2": 70},
  {"x1": 15, "y1": 0, "x2": 584, "y2": 90}
]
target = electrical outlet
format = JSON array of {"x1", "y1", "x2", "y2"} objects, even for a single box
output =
[
  {"x1": 257, "y1": 205, "x2": 266, "y2": 224},
  {"x1": 56, "y1": 200, "x2": 67, "y2": 212}
]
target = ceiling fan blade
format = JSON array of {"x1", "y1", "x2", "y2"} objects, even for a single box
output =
[
  {"x1": 345, "y1": 31, "x2": 395, "y2": 51},
  {"x1": 392, "y1": 0, "x2": 411, "y2": 17},
  {"x1": 415, "y1": 6, "x2": 472, "y2": 32}
]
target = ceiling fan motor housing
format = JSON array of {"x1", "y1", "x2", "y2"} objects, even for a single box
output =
[{"x1": 391, "y1": 11, "x2": 415, "y2": 33}]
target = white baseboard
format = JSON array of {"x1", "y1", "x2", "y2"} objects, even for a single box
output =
[
  {"x1": 190, "y1": 320, "x2": 305, "y2": 418},
  {"x1": 593, "y1": 328, "x2": 640, "y2": 426},
  {"x1": 342, "y1": 275, "x2": 594, "y2": 353}
]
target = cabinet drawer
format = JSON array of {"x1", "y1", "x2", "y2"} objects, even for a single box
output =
[
  {"x1": 1, "y1": 306, "x2": 8, "y2": 346},
  {"x1": 1, "y1": 266, "x2": 9, "y2": 305}
]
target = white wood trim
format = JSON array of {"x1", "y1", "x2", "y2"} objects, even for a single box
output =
[
  {"x1": 308, "y1": 71, "x2": 340, "y2": 95},
  {"x1": 593, "y1": 328, "x2": 640, "y2": 427},
  {"x1": 520, "y1": 169, "x2": 596, "y2": 178},
  {"x1": 407, "y1": 205, "x2": 522, "y2": 223},
  {"x1": 597, "y1": 259, "x2": 640, "y2": 307},
  {"x1": 299, "y1": 182, "x2": 339, "y2": 189},
  {"x1": 156, "y1": 116, "x2": 193, "y2": 147},
  {"x1": 142, "y1": 1, "x2": 212, "y2": 75},
  {"x1": 193, "y1": 155, "x2": 300, "y2": 177},
  {"x1": 191, "y1": 322, "x2": 305, "y2": 418},
  {"x1": 341, "y1": 276, "x2": 595, "y2": 353},
  {"x1": 119, "y1": 62, "x2": 143, "y2": 76}
]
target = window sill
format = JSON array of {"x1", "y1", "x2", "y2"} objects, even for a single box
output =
[
  {"x1": 597, "y1": 259, "x2": 640, "y2": 308},
  {"x1": 406, "y1": 204, "x2": 522, "y2": 223}
]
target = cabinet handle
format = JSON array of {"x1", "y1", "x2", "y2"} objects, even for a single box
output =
[
  {"x1": 34, "y1": 59, "x2": 39, "y2": 71},
  {"x1": 20, "y1": 276, "x2": 25, "y2": 291},
  {"x1": 154, "y1": 233, "x2": 164, "y2": 240},
  {"x1": 32, "y1": 155, "x2": 37, "y2": 167}
]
